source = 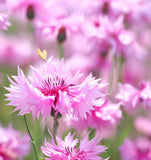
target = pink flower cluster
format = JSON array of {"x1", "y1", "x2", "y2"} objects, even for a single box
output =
[{"x1": 2, "y1": 0, "x2": 151, "y2": 159}]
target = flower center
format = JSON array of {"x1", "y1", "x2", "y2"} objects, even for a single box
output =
[
  {"x1": 65, "y1": 147, "x2": 84, "y2": 160},
  {"x1": 39, "y1": 76, "x2": 69, "y2": 97},
  {"x1": 0, "y1": 144, "x2": 17, "y2": 160},
  {"x1": 137, "y1": 148, "x2": 150, "y2": 158}
]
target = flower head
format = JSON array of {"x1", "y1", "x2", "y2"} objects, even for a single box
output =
[
  {"x1": 41, "y1": 132, "x2": 107, "y2": 160},
  {"x1": 8, "y1": 0, "x2": 49, "y2": 21},
  {"x1": 116, "y1": 83, "x2": 140, "y2": 110},
  {"x1": 5, "y1": 57, "x2": 105, "y2": 119},
  {"x1": 116, "y1": 82, "x2": 151, "y2": 112},
  {"x1": 66, "y1": 99, "x2": 122, "y2": 130}
]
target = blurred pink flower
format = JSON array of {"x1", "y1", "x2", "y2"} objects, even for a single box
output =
[
  {"x1": 116, "y1": 83, "x2": 140, "y2": 110},
  {"x1": 66, "y1": 99, "x2": 122, "y2": 130},
  {"x1": 0, "y1": 124, "x2": 30, "y2": 160},
  {"x1": 35, "y1": 13, "x2": 85, "y2": 41},
  {"x1": 41, "y1": 132, "x2": 107, "y2": 160},
  {"x1": 8, "y1": 0, "x2": 49, "y2": 21},
  {"x1": 0, "y1": 34, "x2": 34, "y2": 67},
  {"x1": 116, "y1": 82, "x2": 151, "y2": 111},
  {"x1": 0, "y1": 13, "x2": 10, "y2": 30},
  {"x1": 84, "y1": 15, "x2": 137, "y2": 58},
  {"x1": 5, "y1": 57, "x2": 105, "y2": 119},
  {"x1": 127, "y1": 0, "x2": 151, "y2": 26},
  {"x1": 34, "y1": 0, "x2": 88, "y2": 40},
  {"x1": 120, "y1": 137, "x2": 151, "y2": 160},
  {"x1": 134, "y1": 116, "x2": 151, "y2": 136}
]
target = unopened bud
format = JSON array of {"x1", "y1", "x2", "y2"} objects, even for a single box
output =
[
  {"x1": 26, "y1": 5, "x2": 35, "y2": 20},
  {"x1": 102, "y1": 2, "x2": 109, "y2": 14},
  {"x1": 57, "y1": 26, "x2": 66, "y2": 43}
]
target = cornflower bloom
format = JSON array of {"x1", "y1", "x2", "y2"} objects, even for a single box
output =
[
  {"x1": 66, "y1": 99, "x2": 122, "y2": 131},
  {"x1": 41, "y1": 132, "x2": 107, "y2": 160},
  {"x1": 84, "y1": 16, "x2": 135, "y2": 58},
  {"x1": 5, "y1": 57, "x2": 105, "y2": 119},
  {"x1": 116, "y1": 83, "x2": 140, "y2": 110},
  {"x1": 116, "y1": 81, "x2": 151, "y2": 111},
  {"x1": 0, "y1": 124, "x2": 30, "y2": 160},
  {"x1": 8, "y1": 0, "x2": 49, "y2": 21}
]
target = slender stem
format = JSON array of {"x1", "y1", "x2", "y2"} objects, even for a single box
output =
[
  {"x1": 58, "y1": 43, "x2": 64, "y2": 59},
  {"x1": 118, "y1": 56, "x2": 124, "y2": 83},
  {"x1": 53, "y1": 117, "x2": 59, "y2": 145},
  {"x1": 24, "y1": 115, "x2": 39, "y2": 160},
  {"x1": 109, "y1": 56, "x2": 117, "y2": 96}
]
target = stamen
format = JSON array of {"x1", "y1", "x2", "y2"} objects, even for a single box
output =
[{"x1": 39, "y1": 76, "x2": 68, "y2": 97}]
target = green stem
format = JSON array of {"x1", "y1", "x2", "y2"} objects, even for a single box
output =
[
  {"x1": 109, "y1": 56, "x2": 117, "y2": 96},
  {"x1": 53, "y1": 117, "x2": 59, "y2": 145},
  {"x1": 24, "y1": 115, "x2": 39, "y2": 160},
  {"x1": 118, "y1": 56, "x2": 124, "y2": 83},
  {"x1": 58, "y1": 43, "x2": 64, "y2": 59}
]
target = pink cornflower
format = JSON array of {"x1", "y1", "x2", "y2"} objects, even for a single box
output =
[
  {"x1": 35, "y1": 13, "x2": 85, "y2": 42},
  {"x1": 8, "y1": 0, "x2": 49, "y2": 21},
  {"x1": 0, "y1": 13, "x2": 10, "y2": 30},
  {"x1": 0, "y1": 124, "x2": 30, "y2": 160},
  {"x1": 66, "y1": 99, "x2": 122, "y2": 131},
  {"x1": 34, "y1": 0, "x2": 87, "y2": 41},
  {"x1": 84, "y1": 15, "x2": 136, "y2": 58},
  {"x1": 116, "y1": 82, "x2": 151, "y2": 111},
  {"x1": 116, "y1": 83, "x2": 140, "y2": 110},
  {"x1": 41, "y1": 132, "x2": 107, "y2": 160},
  {"x1": 120, "y1": 137, "x2": 151, "y2": 160},
  {"x1": 5, "y1": 57, "x2": 105, "y2": 119}
]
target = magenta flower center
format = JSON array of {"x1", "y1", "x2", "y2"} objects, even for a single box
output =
[
  {"x1": 39, "y1": 76, "x2": 69, "y2": 97},
  {"x1": 0, "y1": 144, "x2": 17, "y2": 160},
  {"x1": 65, "y1": 147, "x2": 84, "y2": 160},
  {"x1": 137, "y1": 147, "x2": 150, "y2": 158}
]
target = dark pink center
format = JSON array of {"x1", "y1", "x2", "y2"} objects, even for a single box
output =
[
  {"x1": 65, "y1": 147, "x2": 84, "y2": 160},
  {"x1": 0, "y1": 144, "x2": 17, "y2": 160},
  {"x1": 39, "y1": 76, "x2": 69, "y2": 98},
  {"x1": 137, "y1": 148, "x2": 150, "y2": 158}
]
